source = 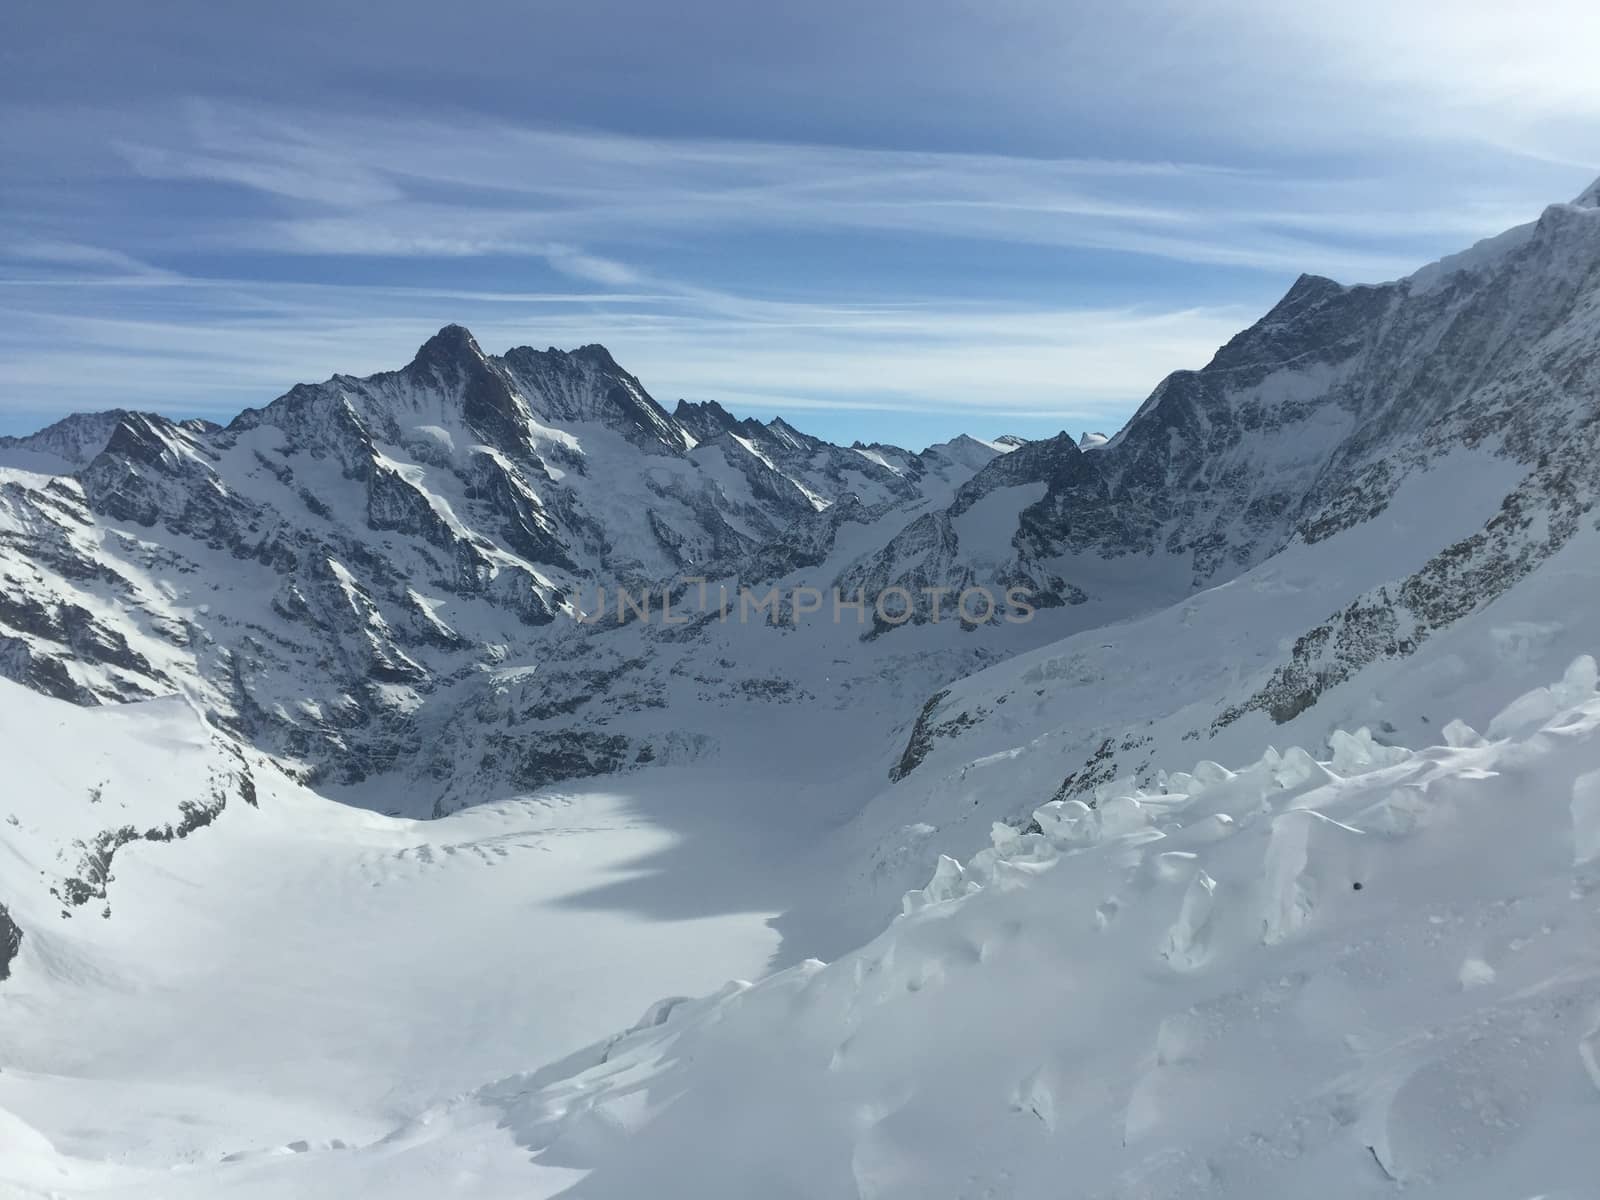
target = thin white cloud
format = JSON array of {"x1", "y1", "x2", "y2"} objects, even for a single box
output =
[
  {"x1": 2, "y1": 241, "x2": 180, "y2": 281},
  {"x1": 84, "y1": 102, "x2": 1572, "y2": 282},
  {"x1": 540, "y1": 245, "x2": 644, "y2": 287}
]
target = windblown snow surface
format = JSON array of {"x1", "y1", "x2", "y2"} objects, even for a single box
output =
[
  {"x1": 4, "y1": 660, "x2": 1599, "y2": 1198},
  {"x1": 0, "y1": 680, "x2": 815, "y2": 1194}
]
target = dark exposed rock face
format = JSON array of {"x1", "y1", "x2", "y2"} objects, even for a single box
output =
[
  {"x1": 673, "y1": 398, "x2": 743, "y2": 443},
  {"x1": 463, "y1": 450, "x2": 578, "y2": 572},
  {"x1": 890, "y1": 691, "x2": 952, "y2": 782},
  {"x1": 745, "y1": 495, "x2": 874, "y2": 582},
  {"x1": 501, "y1": 342, "x2": 689, "y2": 454},
  {"x1": 476, "y1": 730, "x2": 633, "y2": 799},
  {"x1": 890, "y1": 689, "x2": 998, "y2": 781},
  {"x1": 49, "y1": 749, "x2": 251, "y2": 917},
  {"x1": 1221, "y1": 408, "x2": 1600, "y2": 727},
  {"x1": 953, "y1": 433, "x2": 1081, "y2": 507},
  {"x1": 689, "y1": 412, "x2": 928, "y2": 519},
  {"x1": 411, "y1": 325, "x2": 541, "y2": 458},
  {"x1": 0, "y1": 592, "x2": 160, "y2": 693},
  {"x1": 1050, "y1": 737, "x2": 1120, "y2": 805},
  {"x1": 0, "y1": 410, "x2": 129, "y2": 469},
  {"x1": 0, "y1": 903, "x2": 20, "y2": 981},
  {"x1": 835, "y1": 434, "x2": 1091, "y2": 629}
]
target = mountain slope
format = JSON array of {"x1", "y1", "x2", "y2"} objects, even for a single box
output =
[
  {"x1": 8, "y1": 661, "x2": 1597, "y2": 1198},
  {"x1": 836, "y1": 184, "x2": 1600, "y2": 635},
  {"x1": 838, "y1": 185, "x2": 1600, "y2": 923},
  {"x1": 464, "y1": 662, "x2": 1600, "y2": 1200},
  {"x1": 0, "y1": 679, "x2": 802, "y2": 1187}
]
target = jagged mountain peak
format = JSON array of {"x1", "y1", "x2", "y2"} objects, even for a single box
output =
[
  {"x1": 1248, "y1": 272, "x2": 1349, "y2": 333},
  {"x1": 670, "y1": 400, "x2": 816, "y2": 452},
  {"x1": 8, "y1": 173, "x2": 1600, "y2": 1200},
  {"x1": 920, "y1": 433, "x2": 1003, "y2": 473},
  {"x1": 1285, "y1": 270, "x2": 1343, "y2": 294},
  {"x1": 498, "y1": 341, "x2": 691, "y2": 453},
  {"x1": 764, "y1": 415, "x2": 819, "y2": 450},
  {"x1": 944, "y1": 430, "x2": 1078, "y2": 511},
  {"x1": 568, "y1": 343, "x2": 622, "y2": 369},
  {"x1": 673, "y1": 398, "x2": 742, "y2": 443},
  {"x1": 98, "y1": 411, "x2": 204, "y2": 468},
  {"x1": 497, "y1": 340, "x2": 626, "y2": 376},
  {"x1": 1573, "y1": 172, "x2": 1600, "y2": 208},
  {"x1": 924, "y1": 432, "x2": 989, "y2": 452},
  {"x1": 387, "y1": 325, "x2": 538, "y2": 457},
  {"x1": 410, "y1": 322, "x2": 485, "y2": 365},
  {"x1": 1011, "y1": 429, "x2": 1077, "y2": 456},
  {"x1": 222, "y1": 326, "x2": 690, "y2": 469},
  {"x1": 0, "y1": 409, "x2": 133, "y2": 473},
  {"x1": 496, "y1": 339, "x2": 628, "y2": 375}
]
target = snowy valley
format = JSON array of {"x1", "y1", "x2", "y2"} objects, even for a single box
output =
[{"x1": 2, "y1": 178, "x2": 1600, "y2": 1197}]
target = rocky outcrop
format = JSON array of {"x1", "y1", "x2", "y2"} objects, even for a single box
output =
[
  {"x1": 0, "y1": 903, "x2": 19, "y2": 981},
  {"x1": 1223, "y1": 408, "x2": 1600, "y2": 726},
  {"x1": 0, "y1": 410, "x2": 128, "y2": 470},
  {"x1": 673, "y1": 398, "x2": 743, "y2": 443},
  {"x1": 501, "y1": 342, "x2": 691, "y2": 454},
  {"x1": 50, "y1": 751, "x2": 252, "y2": 917},
  {"x1": 835, "y1": 433, "x2": 1090, "y2": 628}
]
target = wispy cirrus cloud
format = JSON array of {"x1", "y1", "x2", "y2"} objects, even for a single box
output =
[
  {"x1": 1, "y1": 0, "x2": 1594, "y2": 444},
  {"x1": 2, "y1": 240, "x2": 181, "y2": 282},
  {"x1": 91, "y1": 102, "x2": 1544, "y2": 281}
]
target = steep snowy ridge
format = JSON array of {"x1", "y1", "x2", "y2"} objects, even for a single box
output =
[
  {"x1": 674, "y1": 397, "x2": 993, "y2": 512},
  {"x1": 837, "y1": 189, "x2": 1600, "y2": 635},
  {"x1": 0, "y1": 411, "x2": 134, "y2": 474}
]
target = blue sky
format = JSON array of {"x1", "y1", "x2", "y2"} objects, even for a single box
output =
[{"x1": 3, "y1": 0, "x2": 1597, "y2": 449}]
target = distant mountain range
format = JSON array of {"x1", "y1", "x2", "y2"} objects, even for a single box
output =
[
  {"x1": 5, "y1": 174, "x2": 1600, "y2": 1200},
  {"x1": 1, "y1": 174, "x2": 1597, "y2": 828}
]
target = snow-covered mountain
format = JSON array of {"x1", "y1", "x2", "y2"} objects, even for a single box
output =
[
  {"x1": 831, "y1": 181, "x2": 1600, "y2": 642},
  {"x1": 0, "y1": 325, "x2": 1018, "y2": 800},
  {"x1": 3, "y1": 175, "x2": 1600, "y2": 1198}
]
